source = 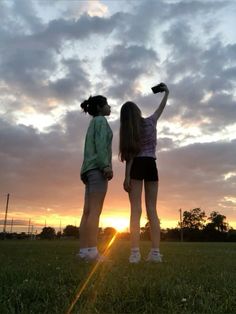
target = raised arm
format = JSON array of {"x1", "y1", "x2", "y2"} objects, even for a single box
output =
[{"x1": 151, "y1": 83, "x2": 169, "y2": 122}]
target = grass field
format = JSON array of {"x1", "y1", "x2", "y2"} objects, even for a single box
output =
[{"x1": 0, "y1": 239, "x2": 236, "y2": 314}]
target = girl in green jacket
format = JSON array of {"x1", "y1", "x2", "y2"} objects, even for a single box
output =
[{"x1": 78, "y1": 95, "x2": 113, "y2": 261}]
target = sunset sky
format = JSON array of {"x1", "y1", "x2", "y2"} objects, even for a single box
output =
[{"x1": 0, "y1": 0, "x2": 236, "y2": 233}]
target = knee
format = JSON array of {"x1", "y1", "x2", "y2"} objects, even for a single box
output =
[
  {"x1": 147, "y1": 210, "x2": 158, "y2": 221},
  {"x1": 131, "y1": 207, "x2": 142, "y2": 220}
]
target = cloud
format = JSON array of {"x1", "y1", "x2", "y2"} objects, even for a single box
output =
[
  {"x1": 48, "y1": 58, "x2": 91, "y2": 101},
  {"x1": 155, "y1": 21, "x2": 236, "y2": 133},
  {"x1": 0, "y1": 9, "x2": 122, "y2": 111},
  {"x1": 0, "y1": 112, "x2": 89, "y2": 214},
  {"x1": 115, "y1": 0, "x2": 230, "y2": 45},
  {"x1": 156, "y1": 139, "x2": 236, "y2": 223},
  {"x1": 35, "y1": 13, "x2": 120, "y2": 48},
  {"x1": 64, "y1": 0, "x2": 109, "y2": 18},
  {"x1": 103, "y1": 44, "x2": 159, "y2": 100},
  {"x1": 12, "y1": 0, "x2": 44, "y2": 33}
]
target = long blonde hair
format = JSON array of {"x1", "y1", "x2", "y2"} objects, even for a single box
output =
[{"x1": 119, "y1": 101, "x2": 142, "y2": 162}]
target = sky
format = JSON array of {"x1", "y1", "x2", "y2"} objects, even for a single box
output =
[{"x1": 0, "y1": 0, "x2": 236, "y2": 233}]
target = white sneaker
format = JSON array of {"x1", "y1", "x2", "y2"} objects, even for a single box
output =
[
  {"x1": 129, "y1": 251, "x2": 141, "y2": 264},
  {"x1": 75, "y1": 253, "x2": 88, "y2": 261},
  {"x1": 146, "y1": 251, "x2": 162, "y2": 263}
]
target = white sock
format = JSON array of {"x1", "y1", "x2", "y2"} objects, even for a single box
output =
[
  {"x1": 151, "y1": 248, "x2": 160, "y2": 255},
  {"x1": 88, "y1": 247, "x2": 98, "y2": 258},
  {"x1": 79, "y1": 248, "x2": 89, "y2": 257}
]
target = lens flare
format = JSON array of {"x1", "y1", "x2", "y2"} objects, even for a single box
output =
[{"x1": 66, "y1": 232, "x2": 118, "y2": 314}]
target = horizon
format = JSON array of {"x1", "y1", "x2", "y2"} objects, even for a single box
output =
[{"x1": 1, "y1": 205, "x2": 235, "y2": 234}]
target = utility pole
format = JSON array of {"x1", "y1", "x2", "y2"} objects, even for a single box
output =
[
  {"x1": 179, "y1": 208, "x2": 183, "y2": 242},
  {"x1": 3, "y1": 193, "x2": 10, "y2": 234},
  {"x1": 10, "y1": 218, "x2": 13, "y2": 233},
  {"x1": 28, "y1": 219, "x2": 31, "y2": 236},
  {"x1": 31, "y1": 225, "x2": 34, "y2": 240}
]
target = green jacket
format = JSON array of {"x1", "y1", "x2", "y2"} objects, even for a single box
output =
[{"x1": 80, "y1": 116, "x2": 113, "y2": 177}]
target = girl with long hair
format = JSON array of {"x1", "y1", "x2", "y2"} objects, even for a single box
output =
[
  {"x1": 119, "y1": 83, "x2": 169, "y2": 263},
  {"x1": 78, "y1": 95, "x2": 113, "y2": 261}
]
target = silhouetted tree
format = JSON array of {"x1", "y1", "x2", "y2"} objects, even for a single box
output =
[
  {"x1": 56, "y1": 231, "x2": 62, "y2": 239},
  {"x1": 40, "y1": 227, "x2": 56, "y2": 239},
  {"x1": 182, "y1": 208, "x2": 206, "y2": 230},
  {"x1": 227, "y1": 228, "x2": 236, "y2": 242},
  {"x1": 208, "y1": 211, "x2": 228, "y2": 232},
  {"x1": 63, "y1": 225, "x2": 79, "y2": 238},
  {"x1": 164, "y1": 228, "x2": 180, "y2": 241}
]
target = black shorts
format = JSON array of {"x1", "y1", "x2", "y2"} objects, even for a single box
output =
[{"x1": 130, "y1": 157, "x2": 159, "y2": 181}]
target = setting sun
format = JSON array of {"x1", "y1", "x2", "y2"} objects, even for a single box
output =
[{"x1": 101, "y1": 216, "x2": 129, "y2": 232}]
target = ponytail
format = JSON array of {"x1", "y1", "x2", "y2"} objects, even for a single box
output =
[{"x1": 81, "y1": 95, "x2": 107, "y2": 117}]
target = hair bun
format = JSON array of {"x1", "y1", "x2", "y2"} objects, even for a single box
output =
[
  {"x1": 81, "y1": 96, "x2": 93, "y2": 113},
  {"x1": 81, "y1": 99, "x2": 89, "y2": 112}
]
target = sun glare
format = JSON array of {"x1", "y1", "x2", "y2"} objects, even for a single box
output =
[{"x1": 101, "y1": 216, "x2": 129, "y2": 232}]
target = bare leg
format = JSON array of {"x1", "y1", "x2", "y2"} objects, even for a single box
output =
[
  {"x1": 144, "y1": 181, "x2": 160, "y2": 248},
  {"x1": 86, "y1": 191, "x2": 106, "y2": 247},
  {"x1": 79, "y1": 186, "x2": 107, "y2": 249},
  {"x1": 79, "y1": 192, "x2": 89, "y2": 249},
  {"x1": 129, "y1": 179, "x2": 143, "y2": 248}
]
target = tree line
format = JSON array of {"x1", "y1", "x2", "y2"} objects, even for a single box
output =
[
  {"x1": 141, "y1": 208, "x2": 236, "y2": 242},
  {"x1": 1, "y1": 208, "x2": 236, "y2": 241}
]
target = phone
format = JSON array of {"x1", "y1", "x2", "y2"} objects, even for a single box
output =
[{"x1": 151, "y1": 83, "x2": 164, "y2": 94}]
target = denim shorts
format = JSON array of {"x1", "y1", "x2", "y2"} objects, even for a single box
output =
[{"x1": 82, "y1": 169, "x2": 108, "y2": 194}]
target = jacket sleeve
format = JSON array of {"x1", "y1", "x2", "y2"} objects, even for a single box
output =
[{"x1": 94, "y1": 117, "x2": 110, "y2": 170}]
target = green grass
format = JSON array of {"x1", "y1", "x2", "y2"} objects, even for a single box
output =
[{"x1": 0, "y1": 240, "x2": 235, "y2": 314}]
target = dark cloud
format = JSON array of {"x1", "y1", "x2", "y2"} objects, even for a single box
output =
[
  {"x1": 157, "y1": 140, "x2": 236, "y2": 220},
  {"x1": 48, "y1": 58, "x2": 90, "y2": 101},
  {"x1": 0, "y1": 112, "x2": 89, "y2": 212},
  {"x1": 0, "y1": 42, "x2": 90, "y2": 110},
  {"x1": 157, "y1": 23, "x2": 236, "y2": 132},
  {"x1": 12, "y1": 0, "x2": 44, "y2": 33},
  {"x1": 0, "y1": 9, "x2": 122, "y2": 109},
  {"x1": 116, "y1": 0, "x2": 229, "y2": 44},
  {"x1": 103, "y1": 44, "x2": 159, "y2": 100},
  {"x1": 34, "y1": 13, "x2": 121, "y2": 49}
]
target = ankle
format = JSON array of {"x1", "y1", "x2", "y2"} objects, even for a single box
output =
[
  {"x1": 131, "y1": 247, "x2": 140, "y2": 253},
  {"x1": 151, "y1": 248, "x2": 160, "y2": 253}
]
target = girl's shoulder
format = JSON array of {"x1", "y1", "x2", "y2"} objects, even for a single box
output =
[{"x1": 142, "y1": 115, "x2": 156, "y2": 126}]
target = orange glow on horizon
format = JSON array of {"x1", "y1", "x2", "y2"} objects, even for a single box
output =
[{"x1": 2, "y1": 211, "x2": 236, "y2": 232}]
